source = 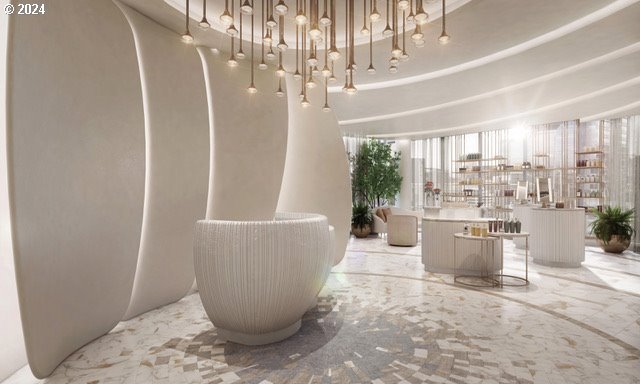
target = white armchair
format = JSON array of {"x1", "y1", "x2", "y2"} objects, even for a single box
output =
[
  {"x1": 372, "y1": 206, "x2": 422, "y2": 237},
  {"x1": 387, "y1": 215, "x2": 419, "y2": 246}
]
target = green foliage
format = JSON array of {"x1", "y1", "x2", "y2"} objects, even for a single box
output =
[
  {"x1": 351, "y1": 139, "x2": 402, "y2": 208},
  {"x1": 589, "y1": 206, "x2": 635, "y2": 244},
  {"x1": 351, "y1": 203, "x2": 373, "y2": 229}
]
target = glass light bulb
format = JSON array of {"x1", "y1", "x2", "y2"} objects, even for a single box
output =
[
  {"x1": 370, "y1": 9, "x2": 381, "y2": 22},
  {"x1": 309, "y1": 28, "x2": 323, "y2": 40},
  {"x1": 293, "y1": 70, "x2": 302, "y2": 80},
  {"x1": 398, "y1": 0, "x2": 409, "y2": 10},
  {"x1": 329, "y1": 75, "x2": 337, "y2": 82},
  {"x1": 247, "y1": 84, "x2": 258, "y2": 94},
  {"x1": 199, "y1": 19, "x2": 210, "y2": 29},
  {"x1": 220, "y1": 11, "x2": 233, "y2": 26},
  {"x1": 346, "y1": 85, "x2": 357, "y2": 95},
  {"x1": 276, "y1": 66, "x2": 286, "y2": 77},
  {"x1": 237, "y1": 49, "x2": 246, "y2": 59},
  {"x1": 301, "y1": 97, "x2": 311, "y2": 107},
  {"x1": 360, "y1": 26, "x2": 370, "y2": 35},
  {"x1": 275, "y1": 1, "x2": 288, "y2": 15},
  {"x1": 328, "y1": 49, "x2": 341, "y2": 61},
  {"x1": 295, "y1": 11, "x2": 307, "y2": 25},
  {"x1": 277, "y1": 40, "x2": 288, "y2": 51},
  {"x1": 389, "y1": 57, "x2": 399, "y2": 65},
  {"x1": 227, "y1": 56, "x2": 238, "y2": 67},
  {"x1": 414, "y1": 39, "x2": 425, "y2": 47},
  {"x1": 267, "y1": 16, "x2": 277, "y2": 28},
  {"x1": 367, "y1": 65, "x2": 376, "y2": 74},
  {"x1": 392, "y1": 47, "x2": 402, "y2": 57},
  {"x1": 259, "y1": 62, "x2": 268, "y2": 70},
  {"x1": 411, "y1": 31, "x2": 424, "y2": 41},
  {"x1": 439, "y1": 32, "x2": 450, "y2": 44},
  {"x1": 320, "y1": 13, "x2": 332, "y2": 26},
  {"x1": 321, "y1": 66, "x2": 332, "y2": 77},
  {"x1": 307, "y1": 56, "x2": 318, "y2": 66},
  {"x1": 414, "y1": 11, "x2": 428, "y2": 24},
  {"x1": 181, "y1": 32, "x2": 194, "y2": 43},
  {"x1": 306, "y1": 78, "x2": 317, "y2": 88},
  {"x1": 266, "y1": 50, "x2": 276, "y2": 60},
  {"x1": 389, "y1": 65, "x2": 398, "y2": 73},
  {"x1": 312, "y1": 66, "x2": 320, "y2": 76},
  {"x1": 226, "y1": 25, "x2": 238, "y2": 36},
  {"x1": 240, "y1": 0, "x2": 253, "y2": 15},
  {"x1": 382, "y1": 26, "x2": 393, "y2": 37},
  {"x1": 400, "y1": 52, "x2": 409, "y2": 61},
  {"x1": 276, "y1": 89, "x2": 285, "y2": 97},
  {"x1": 322, "y1": 104, "x2": 331, "y2": 112}
]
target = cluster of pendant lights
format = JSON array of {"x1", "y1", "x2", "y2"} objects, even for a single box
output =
[{"x1": 182, "y1": 0, "x2": 450, "y2": 110}]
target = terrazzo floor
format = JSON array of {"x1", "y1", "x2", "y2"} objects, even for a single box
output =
[{"x1": 6, "y1": 237, "x2": 640, "y2": 384}]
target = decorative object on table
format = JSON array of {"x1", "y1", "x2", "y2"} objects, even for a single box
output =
[
  {"x1": 466, "y1": 152, "x2": 482, "y2": 160},
  {"x1": 350, "y1": 139, "x2": 402, "y2": 208},
  {"x1": 522, "y1": 161, "x2": 531, "y2": 169},
  {"x1": 433, "y1": 188, "x2": 441, "y2": 207},
  {"x1": 589, "y1": 206, "x2": 635, "y2": 253},
  {"x1": 424, "y1": 181, "x2": 435, "y2": 207},
  {"x1": 555, "y1": 202, "x2": 565, "y2": 209},
  {"x1": 463, "y1": 222, "x2": 469, "y2": 235},
  {"x1": 351, "y1": 203, "x2": 373, "y2": 238},
  {"x1": 515, "y1": 219, "x2": 521, "y2": 233}
]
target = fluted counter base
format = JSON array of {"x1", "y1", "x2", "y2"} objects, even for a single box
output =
[
  {"x1": 532, "y1": 259, "x2": 582, "y2": 268},
  {"x1": 217, "y1": 320, "x2": 302, "y2": 346}
]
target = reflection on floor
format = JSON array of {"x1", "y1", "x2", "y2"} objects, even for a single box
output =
[{"x1": 8, "y1": 237, "x2": 640, "y2": 384}]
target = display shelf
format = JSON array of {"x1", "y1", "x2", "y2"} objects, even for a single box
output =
[
  {"x1": 575, "y1": 150, "x2": 603, "y2": 155},
  {"x1": 453, "y1": 157, "x2": 507, "y2": 163}
]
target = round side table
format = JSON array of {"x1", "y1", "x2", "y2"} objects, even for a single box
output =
[
  {"x1": 453, "y1": 233, "x2": 499, "y2": 288},
  {"x1": 489, "y1": 232, "x2": 530, "y2": 287}
]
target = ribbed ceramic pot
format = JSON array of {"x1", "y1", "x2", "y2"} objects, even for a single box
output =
[{"x1": 194, "y1": 212, "x2": 334, "y2": 345}]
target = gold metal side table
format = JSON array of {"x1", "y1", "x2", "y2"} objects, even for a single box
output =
[
  {"x1": 489, "y1": 232, "x2": 530, "y2": 287},
  {"x1": 453, "y1": 233, "x2": 499, "y2": 288}
]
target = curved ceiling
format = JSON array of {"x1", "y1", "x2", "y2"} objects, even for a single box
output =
[{"x1": 118, "y1": 0, "x2": 640, "y2": 138}]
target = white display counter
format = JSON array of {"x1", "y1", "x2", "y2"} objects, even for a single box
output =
[
  {"x1": 422, "y1": 217, "x2": 502, "y2": 275},
  {"x1": 512, "y1": 204, "x2": 539, "y2": 249},
  {"x1": 530, "y1": 208, "x2": 585, "y2": 267}
]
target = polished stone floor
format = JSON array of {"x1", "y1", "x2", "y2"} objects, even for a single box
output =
[{"x1": 7, "y1": 237, "x2": 640, "y2": 384}]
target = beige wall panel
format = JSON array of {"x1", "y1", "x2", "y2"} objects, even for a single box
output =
[
  {"x1": 117, "y1": 4, "x2": 209, "y2": 320},
  {"x1": 7, "y1": 0, "x2": 145, "y2": 377}
]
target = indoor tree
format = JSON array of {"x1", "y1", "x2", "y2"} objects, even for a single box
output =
[{"x1": 351, "y1": 139, "x2": 402, "y2": 208}]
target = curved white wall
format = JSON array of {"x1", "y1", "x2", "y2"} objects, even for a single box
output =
[
  {"x1": 198, "y1": 49, "x2": 288, "y2": 221},
  {"x1": 117, "y1": 4, "x2": 210, "y2": 320},
  {"x1": 277, "y1": 76, "x2": 351, "y2": 265},
  {"x1": 0, "y1": 8, "x2": 26, "y2": 382},
  {"x1": 6, "y1": 0, "x2": 145, "y2": 377}
]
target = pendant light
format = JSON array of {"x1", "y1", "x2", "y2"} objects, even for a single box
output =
[
  {"x1": 411, "y1": 22, "x2": 423, "y2": 41},
  {"x1": 227, "y1": 34, "x2": 238, "y2": 67},
  {"x1": 407, "y1": 0, "x2": 415, "y2": 21},
  {"x1": 182, "y1": 0, "x2": 194, "y2": 43},
  {"x1": 398, "y1": 0, "x2": 409, "y2": 10},
  {"x1": 329, "y1": 61, "x2": 337, "y2": 82},
  {"x1": 248, "y1": 1, "x2": 257, "y2": 93},
  {"x1": 237, "y1": 3, "x2": 246, "y2": 59},
  {"x1": 360, "y1": 0, "x2": 369, "y2": 35},
  {"x1": 321, "y1": 26, "x2": 331, "y2": 76},
  {"x1": 241, "y1": 0, "x2": 254, "y2": 15},
  {"x1": 294, "y1": 24, "x2": 302, "y2": 79},
  {"x1": 220, "y1": 0, "x2": 234, "y2": 25},
  {"x1": 300, "y1": 24, "x2": 311, "y2": 107},
  {"x1": 277, "y1": 15, "x2": 288, "y2": 50},
  {"x1": 276, "y1": 78, "x2": 285, "y2": 96},
  {"x1": 322, "y1": 77, "x2": 331, "y2": 112},
  {"x1": 276, "y1": 51, "x2": 286, "y2": 76},
  {"x1": 275, "y1": 0, "x2": 289, "y2": 15},
  {"x1": 382, "y1": 0, "x2": 393, "y2": 36},
  {"x1": 267, "y1": 0, "x2": 278, "y2": 27},
  {"x1": 199, "y1": 0, "x2": 210, "y2": 28},
  {"x1": 309, "y1": 0, "x2": 322, "y2": 41},
  {"x1": 438, "y1": 0, "x2": 450, "y2": 44},
  {"x1": 414, "y1": 0, "x2": 428, "y2": 24},
  {"x1": 370, "y1": 0, "x2": 381, "y2": 21},
  {"x1": 259, "y1": 0, "x2": 268, "y2": 69},
  {"x1": 328, "y1": 0, "x2": 341, "y2": 60},
  {"x1": 391, "y1": 0, "x2": 402, "y2": 57},
  {"x1": 320, "y1": 0, "x2": 331, "y2": 26},
  {"x1": 227, "y1": 0, "x2": 239, "y2": 36},
  {"x1": 400, "y1": 9, "x2": 409, "y2": 60},
  {"x1": 295, "y1": 0, "x2": 308, "y2": 25},
  {"x1": 266, "y1": 44, "x2": 277, "y2": 60},
  {"x1": 367, "y1": 0, "x2": 375, "y2": 74},
  {"x1": 345, "y1": 0, "x2": 357, "y2": 95}
]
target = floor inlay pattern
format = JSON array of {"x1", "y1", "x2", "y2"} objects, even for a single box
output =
[{"x1": 8, "y1": 237, "x2": 640, "y2": 384}]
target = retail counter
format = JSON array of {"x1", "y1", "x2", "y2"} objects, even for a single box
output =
[{"x1": 530, "y1": 208, "x2": 585, "y2": 267}]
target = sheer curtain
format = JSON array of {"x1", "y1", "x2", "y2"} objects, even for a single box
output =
[{"x1": 605, "y1": 117, "x2": 640, "y2": 250}]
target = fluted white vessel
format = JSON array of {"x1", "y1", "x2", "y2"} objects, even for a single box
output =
[{"x1": 194, "y1": 212, "x2": 334, "y2": 345}]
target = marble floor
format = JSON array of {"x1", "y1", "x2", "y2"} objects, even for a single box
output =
[{"x1": 6, "y1": 237, "x2": 640, "y2": 384}]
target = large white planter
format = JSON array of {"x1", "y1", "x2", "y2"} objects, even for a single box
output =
[{"x1": 194, "y1": 212, "x2": 334, "y2": 345}]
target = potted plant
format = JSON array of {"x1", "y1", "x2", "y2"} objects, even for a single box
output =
[
  {"x1": 589, "y1": 206, "x2": 635, "y2": 253},
  {"x1": 351, "y1": 203, "x2": 373, "y2": 238}
]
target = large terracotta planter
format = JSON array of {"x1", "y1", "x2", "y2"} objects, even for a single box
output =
[
  {"x1": 352, "y1": 224, "x2": 371, "y2": 238},
  {"x1": 598, "y1": 235, "x2": 631, "y2": 254}
]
